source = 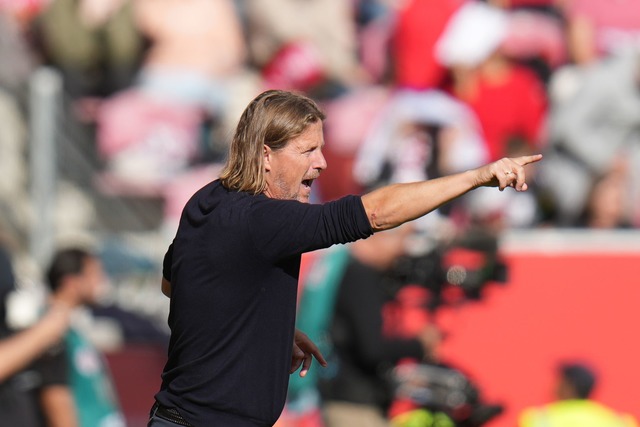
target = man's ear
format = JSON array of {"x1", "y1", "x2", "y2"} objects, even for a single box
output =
[{"x1": 263, "y1": 144, "x2": 272, "y2": 172}]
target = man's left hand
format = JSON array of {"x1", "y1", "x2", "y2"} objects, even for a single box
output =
[{"x1": 290, "y1": 329, "x2": 327, "y2": 377}]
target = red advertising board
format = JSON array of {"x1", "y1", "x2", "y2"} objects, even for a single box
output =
[{"x1": 437, "y1": 230, "x2": 640, "y2": 427}]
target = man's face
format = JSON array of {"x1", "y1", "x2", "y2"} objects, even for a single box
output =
[
  {"x1": 78, "y1": 257, "x2": 108, "y2": 305},
  {"x1": 264, "y1": 121, "x2": 327, "y2": 203}
]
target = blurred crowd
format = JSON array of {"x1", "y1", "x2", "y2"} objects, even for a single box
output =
[
  {"x1": 1, "y1": 0, "x2": 640, "y2": 245},
  {"x1": 0, "y1": 0, "x2": 640, "y2": 426}
]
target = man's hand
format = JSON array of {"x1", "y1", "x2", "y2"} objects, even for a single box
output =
[
  {"x1": 161, "y1": 278, "x2": 172, "y2": 298},
  {"x1": 290, "y1": 329, "x2": 327, "y2": 377},
  {"x1": 474, "y1": 154, "x2": 543, "y2": 191}
]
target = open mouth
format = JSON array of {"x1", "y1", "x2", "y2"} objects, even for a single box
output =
[{"x1": 302, "y1": 179, "x2": 314, "y2": 188}]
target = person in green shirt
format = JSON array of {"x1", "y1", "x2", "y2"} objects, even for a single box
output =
[
  {"x1": 519, "y1": 362, "x2": 637, "y2": 427},
  {"x1": 42, "y1": 247, "x2": 126, "y2": 427}
]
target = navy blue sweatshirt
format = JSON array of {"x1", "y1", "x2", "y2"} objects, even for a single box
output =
[{"x1": 156, "y1": 180, "x2": 372, "y2": 426}]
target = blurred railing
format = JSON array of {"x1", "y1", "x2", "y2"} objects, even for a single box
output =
[{"x1": 28, "y1": 67, "x2": 61, "y2": 267}]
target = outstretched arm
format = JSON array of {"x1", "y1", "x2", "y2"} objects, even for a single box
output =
[
  {"x1": 361, "y1": 155, "x2": 542, "y2": 231},
  {"x1": 0, "y1": 303, "x2": 71, "y2": 382}
]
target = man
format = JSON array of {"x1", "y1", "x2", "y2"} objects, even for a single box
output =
[
  {"x1": 318, "y1": 225, "x2": 441, "y2": 427},
  {"x1": 151, "y1": 89, "x2": 541, "y2": 427},
  {"x1": 541, "y1": 49, "x2": 640, "y2": 226},
  {"x1": 0, "y1": 245, "x2": 72, "y2": 427},
  {"x1": 519, "y1": 362, "x2": 638, "y2": 427},
  {"x1": 41, "y1": 247, "x2": 126, "y2": 427}
]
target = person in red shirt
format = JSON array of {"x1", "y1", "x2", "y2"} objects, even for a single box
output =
[
  {"x1": 436, "y1": 1, "x2": 547, "y2": 161},
  {"x1": 391, "y1": 0, "x2": 464, "y2": 90}
]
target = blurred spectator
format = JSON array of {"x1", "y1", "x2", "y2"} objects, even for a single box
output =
[
  {"x1": 244, "y1": 0, "x2": 367, "y2": 87},
  {"x1": 577, "y1": 158, "x2": 633, "y2": 229},
  {"x1": 261, "y1": 41, "x2": 328, "y2": 95},
  {"x1": 564, "y1": 0, "x2": 640, "y2": 66},
  {"x1": 390, "y1": 0, "x2": 464, "y2": 90},
  {"x1": 353, "y1": 89, "x2": 488, "y2": 188},
  {"x1": 95, "y1": 0, "x2": 249, "y2": 188},
  {"x1": 355, "y1": 0, "x2": 394, "y2": 85},
  {"x1": 0, "y1": 244, "x2": 72, "y2": 427},
  {"x1": 540, "y1": 49, "x2": 640, "y2": 226},
  {"x1": 132, "y1": 0, "x2": 246, "y2": 113},
  {"x1": 40, "y1": 247, "x2": 126, "y2": 427},
  {"x1": 495, "y1": 0, "x2": 567, "y2": 84},
  {"x1": 518, "y1": 362, "x2": 638, "y2": 427},
  {"x1": 33, "y1": 0, "x2": 144, "y2": 98},
  {"x1": 318, "y1": 225, "x2": 442, "y2": 427},
  {"x1": 429, "y1": 1, "x2": 546, "y2": 229},
  {"x1": 436, "y1": 1, "x2": 548, "y2": 162},
  {"x1": 96, "y1": 87, "x2": 205, "y2": 186}
]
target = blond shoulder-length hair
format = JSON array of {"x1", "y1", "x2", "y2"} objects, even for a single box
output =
[{"x1": 219, "y1": 90, "x2": 325, "y2": 194}]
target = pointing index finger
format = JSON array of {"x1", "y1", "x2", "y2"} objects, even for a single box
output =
[{"x1": 515, "y1": 154, "x2": 543, "y2": 167}]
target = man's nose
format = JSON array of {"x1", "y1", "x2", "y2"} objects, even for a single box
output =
[{"x1": 313, "y1": 150, "x2": 327, "y2": 171}]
